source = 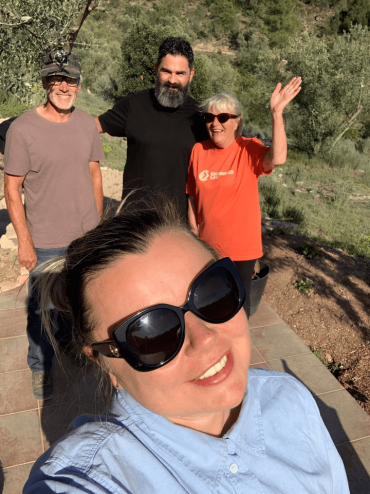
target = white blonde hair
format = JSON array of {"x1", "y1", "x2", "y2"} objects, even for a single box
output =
[{"x1": 201, "y1": 93, "x2": 243, "y2": 135}]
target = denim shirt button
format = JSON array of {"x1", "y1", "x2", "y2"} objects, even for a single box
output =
[{"x1": 229, "y1": 463, "x2": 238, "y2": 473}]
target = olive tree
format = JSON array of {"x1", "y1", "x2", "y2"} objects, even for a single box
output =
[
  {"x1": 283, "y1": 25, "x2": 370, "y2": 155},
  {"x1": 0, "y1": 0, "x2": 102, "y2": 102}
]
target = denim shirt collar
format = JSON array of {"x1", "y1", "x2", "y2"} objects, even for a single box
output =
[{"x1": 111, "y1": 379, "x2": 266, "y2": 489}]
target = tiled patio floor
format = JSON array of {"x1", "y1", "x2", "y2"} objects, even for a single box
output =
[{"x1": 0, "y1": 289, "x2": 369, "y2": 493}]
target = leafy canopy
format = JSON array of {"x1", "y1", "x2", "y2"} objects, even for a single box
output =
[{"x1": 0, "y1": 0, "x2": 99, "y2": 102}]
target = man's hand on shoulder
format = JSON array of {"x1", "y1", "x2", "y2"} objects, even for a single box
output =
[{"x1": 18, "y1": 240, "x2": 37, "y2": 270}]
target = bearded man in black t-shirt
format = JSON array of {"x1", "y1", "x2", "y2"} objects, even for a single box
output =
[{"x1": 95, "y1": 37, "x2": 208, "y2": 217}]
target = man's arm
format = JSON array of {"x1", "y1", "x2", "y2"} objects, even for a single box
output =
[
  {"x1": 263, "y1": 77, "x2": 302, "y2": 172},
  {"x1": 89, "y1": 161, "x2": 103, "y2": 216},
  {"x1": 4, "y1": 173, "x2": 37, "y2": 270},
  {"x1": 94, "y1": 117, "x2": 105, "y2": 134},
  {"x1": 187, "y1": 196, "x2": 198, "y2": 235}
]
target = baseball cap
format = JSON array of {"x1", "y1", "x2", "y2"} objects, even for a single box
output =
[{"x1": 41, "y1": 50, "x2": 81, "y2": 79}]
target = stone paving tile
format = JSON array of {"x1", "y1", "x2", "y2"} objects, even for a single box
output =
[
  {"x1": 337, "y1": 437, "x2": 370, "y2": 494},
  {"x1": 0, "y1": 335, "x2": 29, "y2": 374},
  {"x1": 0, "y1": 307, "x2": 27, "y2": 338},
  {"x1": 0, "y1": 369, "x2": 37, "y2": 416},
  {"x1": 248, "y1": 298, "x2": 284, "y2": 329},
  {"x1": 249, "y1": 362, "x2": 270, "y2": 370},
  {"x1": 314, "y1": 389, "x2": 370, "y2": 445},
  {"x1": 268, "y1": 353, "x2": 343, "y2": 395},
  {"x1": 250, "y1": 322, "x2": 311, "y2": 361},
  {"x1": 249, "y1": 344, "x2": 266, "y2": 365},
  {"x1": 0, "y1": 285, "x2": 27, "y2": 310},
  {"x1": 1, "y1": 462, "x2": 34, "y2": 494},
  {"x1": 0, "y1": 410, "x2": 42, "y2": 468}
]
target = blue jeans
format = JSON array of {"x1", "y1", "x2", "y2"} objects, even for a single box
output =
[{"x1": 27, "y1": 247, "x2": 67, "y2": 373}]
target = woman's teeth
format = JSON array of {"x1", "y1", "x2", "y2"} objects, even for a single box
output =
[{"x1": 198, "y1": 355, "x2": 227, "y2": 380}]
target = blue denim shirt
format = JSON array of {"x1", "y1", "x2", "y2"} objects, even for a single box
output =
[{"x1": 24, "y1": 369, "x2": 349, "y2": 493}]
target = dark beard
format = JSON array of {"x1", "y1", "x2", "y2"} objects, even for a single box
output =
[{"x1": 154, "y1": 79, "x2": 189, "y2": 108}]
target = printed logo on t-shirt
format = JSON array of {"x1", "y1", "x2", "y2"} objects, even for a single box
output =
[
  {"x1": 199, "y1": 170, "x2": 234, "y2": 182},
  {"x1": 199, "y1": 170, "x2": 210, "y2": 181}
]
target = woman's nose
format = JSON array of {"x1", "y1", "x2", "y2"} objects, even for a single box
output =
[{"x1": 183, "y1": 312, "x2": 218, "y2": 358}]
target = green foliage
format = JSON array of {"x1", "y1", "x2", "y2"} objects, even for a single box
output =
[
  {"x1": 0, "y1": 94, "x2": 30, "y2": 118},
  {"x1": 327, "y1": 139, "x2": 370, "y2": 170},
  {"x1": 259, "y1": 178, "x2": 284, "y2": 218},
  {"x1": 236, "y1": 33, "x2": 280, "y2": 127},
  {"x1": 282, "y1": 205, "x2": 306, "y2": 226},
  {"x1": 115, "y1": 17, "x2": 191, "y2": 98},
  {"x1": 358, "y1": 236, "x2": 370, "y2": 258},
  {"x1": 283, "y1": 25, "x2": 370, "y2": 155},
  {"x1": 208, "y1": 0, "x2": 238, "y2": 34},
  {"x1": 264, "y1": 0, "x2": 302, "y2": 47},
  {"x1": 191, "y1": 54, "x2": 241, "y2": 102},
  {"x1": 300, "y1": 241, "x2": 319, "y2": 258},
  {"x1": 294, "y1": 279, "x2": 312, "y2": 293},
  {"x1": 74, "y1": 88, "x2": 112, "y2": 115},
  {"x1": 329, "y1": 0, "x2": 370, "y2": 34},
  {"x1": 0, "y1": 0, "x2": 88, "y2": 102},
  {"x1": 102, "y1": 141, "x2": 112, "y2": 155},
  {"x1": 100, "y1": 134, "x2": 127, "y2": 171}
]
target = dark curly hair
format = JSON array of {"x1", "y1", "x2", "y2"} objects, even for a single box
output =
[{"x1": 157, "y1": 37, "x2": 194, "y2": 69}]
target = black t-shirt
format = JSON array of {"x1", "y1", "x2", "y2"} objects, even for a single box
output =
[{"x1": 99, "y1": 89, "x2": 208, "y2": 217}]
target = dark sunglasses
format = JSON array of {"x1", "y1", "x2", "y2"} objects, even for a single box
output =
[
  {"x1": 91, "y1": 257, "x2": 245, "y2": 372},
  {"x1": 204, "y1": 112, "x2": 239, "y2": 124}
]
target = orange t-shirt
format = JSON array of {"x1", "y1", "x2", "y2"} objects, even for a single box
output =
[{"x1": 186, "y1": 135, "x2": 271, "y2": 261}]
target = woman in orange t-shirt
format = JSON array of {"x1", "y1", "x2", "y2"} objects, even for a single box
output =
[{"x1": 187, "y1": 77, "x2": 301, "y2": 316}]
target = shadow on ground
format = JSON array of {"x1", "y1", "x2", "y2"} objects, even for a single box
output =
[{"x1": 281, "y1": 359, "x2": 370, "y2": 494}]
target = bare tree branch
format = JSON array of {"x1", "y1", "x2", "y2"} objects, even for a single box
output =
[
  {"x1": 65, "y1": 0, "x2": 102, "y2": 52},
  {"x1": 329, "y1": 106, "x2": 363, "y2": 153}
]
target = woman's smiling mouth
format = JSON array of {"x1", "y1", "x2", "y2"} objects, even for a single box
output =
[{"x1": 198, "y1": 355, "x2": 227, "y2": 380}]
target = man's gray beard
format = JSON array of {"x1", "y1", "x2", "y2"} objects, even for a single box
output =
[{"x1": 154, "y1": 80, "x2": 189, "y2": 108}]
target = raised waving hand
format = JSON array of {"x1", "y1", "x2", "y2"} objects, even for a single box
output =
[{"x1": 270, "y1": 76, "x2": 302, "y2": 115}]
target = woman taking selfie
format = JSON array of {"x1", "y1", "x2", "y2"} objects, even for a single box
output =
[{"x1": 24, "y1": 199, "x2": 349, "y2": 493}]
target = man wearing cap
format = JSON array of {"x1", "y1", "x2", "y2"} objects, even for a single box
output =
[
  {"x1": 4, "y1": 50, "x2": 104, "y2": 400},
  {"x1": 95, "y1": 37, "x2": 208, "y2": 217}
]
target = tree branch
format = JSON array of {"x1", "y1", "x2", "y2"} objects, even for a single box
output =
[
  {"x1": 65, "y1": 0, "x2": 102, "y2": 52},
  {"x1": 329, "y1": 106, "x2": 363, "y2": 153}
]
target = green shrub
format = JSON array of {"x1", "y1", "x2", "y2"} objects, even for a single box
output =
[
  {"x1": 299, "y1": 241, "x2": 319, "y2": 258},
  {"x1": 259, "y1": 178, "x2": 284, "y2": 218},
  {"x1": 0, "y1": 95, "x2": 30, "y2": 118},
  {"x1": 327, "y1": 139, "x2": 370, "y2": 170},
  {"x1": 282, "y1": 205, "x2": 306, "y2": 226},
  {"x1": 191, "y1": 54, "x2": 241, "y2": 103},
  {"x1": 209, "y1": 0, "x2": 238, "y2": 34},
  {"x1": 294, "y1": 279, "x2": 312, "y2": 293},
  {"x1": 358, "y1": 236, "x2": 370, "y2": 258}
]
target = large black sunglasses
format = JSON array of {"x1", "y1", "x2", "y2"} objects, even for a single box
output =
[
  {"x1": 203, "y1": 112, "x2": 239, "y2": 124},
  {"x1": 91, "y1": 257, "x2": 245, "y2": 372}
]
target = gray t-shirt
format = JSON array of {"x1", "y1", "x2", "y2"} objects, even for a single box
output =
[{"x1": 4, "y1": 107, "x2": 105, "y2": 248}]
